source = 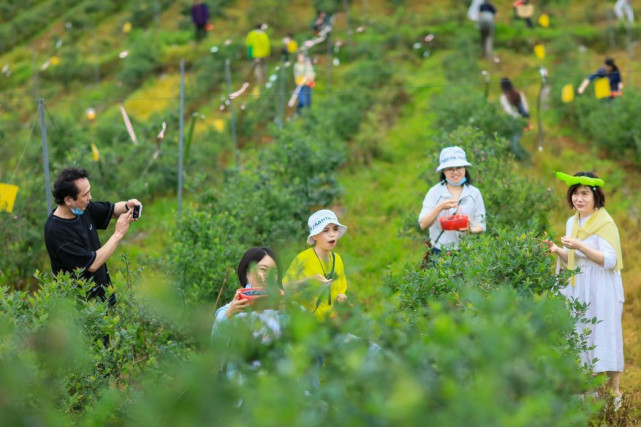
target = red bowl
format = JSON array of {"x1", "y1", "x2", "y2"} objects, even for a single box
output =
[
  {"x1": 439, "y1": 215, "x2": 469, "y2": 231},
  {"x1": 238, "y1": 287, "x2": 268, "y2": 301}
]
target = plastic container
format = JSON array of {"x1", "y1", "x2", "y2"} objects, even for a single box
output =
[
  {"x1": 439, "y1": 215, "x2": 469, "y2": 231},
  {"x1": 238, "y1": 287, "x2": 268, "y2": 301}
]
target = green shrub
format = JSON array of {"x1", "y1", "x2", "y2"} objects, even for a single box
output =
[
  {"x1": 0, "y1": 267, "x2": 191, "y2": 417},
  {"x1": 118, "y1": 34, "x2": 159, "y2": 88},
  {"x1": 246, "y1": 0, "x2": 291, "y2": 32},
  {"x1": 0, "y1": 0, "x2": 40, "y2": 25},
  {"x1": 565, "y1": 91, "x2": 641, "y2": 164},
  {"x1": 209, "y1": 0, "x2": 237, "y2": 19},
  {"x1": 41, "y1": 47, "x2": 94, "y2": 90},
  {"x1": 0, "y1": 177, "x2": 48, "y2": 289},
  {"x1": 432, "y1": 90, "x2": 525, "y2": 143},
  {"x1": 126, "y1": 0, "x2": 173, "y2": 29},
  {"x1": 394, "y1": 227, "x2": 569, "y2": 308},
  {"x1": 77, "y1": 286, "x2": 598, "y2": 426},
  {"x1": 235, "y1": 78, "x2": 280, "y2": 140},
  {"x1": 441, "y1": 34, "x2": 480, "y2": 82},
  {"x1": 0, "y1": 0, "x2": 83, "y2": 54},
  {"x1": 313, "y1": 0, "x2": 345, "y2": 15}
]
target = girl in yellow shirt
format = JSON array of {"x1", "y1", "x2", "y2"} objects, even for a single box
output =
[{"x1": 283, "y1": 209, "x2": 348, "y2": 320}]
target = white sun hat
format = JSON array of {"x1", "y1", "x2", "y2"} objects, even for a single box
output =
[
  {"x1": 435, "y1": 146, "x2": 472, "y2": 172},
  {"x1": 307, "y1": 209, "x2": 348, "y2": 245}
]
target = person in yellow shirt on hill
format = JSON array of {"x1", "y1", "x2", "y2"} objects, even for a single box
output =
[
  {"x1": 284, "y1": 209, "x2": 348, "y2": 320},
  {"x1": 246, "y1": 23, "x2": 271, "y2": 84},
  {"x1": 281, "y1": 33, "x2": 298, "y2": 65}
]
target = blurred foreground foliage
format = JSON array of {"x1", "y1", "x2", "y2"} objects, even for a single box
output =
[{"x1": 1, "y1": 261, "x2": 602, "y2": 426}]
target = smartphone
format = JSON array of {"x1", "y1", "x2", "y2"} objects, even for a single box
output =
[{"x1": 132, "y1": 204, "x2": 142, "y2": 219}]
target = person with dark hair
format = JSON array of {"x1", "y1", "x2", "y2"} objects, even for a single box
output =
[
  {"x1": 44, "y1": 167, "x2": 141, "y2": 305},
  {"x1": 191, "y1": 0, "x2": 210, "y2": 42},
  {"x1": 418, "y1": 146, "x2": 486, "y2": 254},
  {"x1": 478, "y1": 0, "x2": 497, "y2": 59},
  {"x1": 311, "y1": 10, "x2": 331, "y2": 37},
  {"x1": 547, "y1": 171, "x2": 624, "y2": 405},
  {"x1": 214, "y1": 247, "x2": 280, "y2": 322},
  {"x1": 500, "y1": 77, "x2": 529, "y2": 119},
  {"x1": 500, "y1": 77, "x2": 531, "y2": 153},
  {"x1": 578, "y1": 58, "x2": 623, "y2": 98}
]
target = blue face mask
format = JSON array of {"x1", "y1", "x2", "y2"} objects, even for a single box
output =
[
  {"x1": 71, "y1": 203, "x2": 84, "y2": 216},
  {"x1": 446, "y1": 177, "x2": 467, "y2": 186}
]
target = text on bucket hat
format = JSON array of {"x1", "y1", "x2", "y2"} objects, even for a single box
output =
[
  {"x1": 435, "y1": 146, "x2": 472, "y2": 172},
  {"x1": 307, "y1": 209, "x2": 348, "y2": 245}
]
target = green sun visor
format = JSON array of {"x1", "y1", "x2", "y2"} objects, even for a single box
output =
[{"x1": 555, "y1": 171, "x2": 604, "y2": 187}]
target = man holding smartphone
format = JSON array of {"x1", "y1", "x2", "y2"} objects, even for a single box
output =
[{"x1": 44, "y1": 167, "x2": 142, "y2": 305}]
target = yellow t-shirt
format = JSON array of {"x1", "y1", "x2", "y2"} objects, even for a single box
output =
[
  {"x1": 252, "y1": 31, "x2": 271, "y2": 59},
  {"x1": 283, "y1": 247, "x2": 347, "y2": 320},
  {"x1": 287, "y1": 39, "x2": 298, "y2": 53}
]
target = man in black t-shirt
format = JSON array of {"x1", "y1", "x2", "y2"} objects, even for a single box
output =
[{"x1": 44, "y1": 167, "x2": 141, "y2": 304}]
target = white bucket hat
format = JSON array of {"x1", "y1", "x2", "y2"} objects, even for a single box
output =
[
  {"x1": 307, "y1": 209, "x2": 348, "y2": 245},
  {"x1": 435, "y1": 146, "x2": 472, "y2": 172}
]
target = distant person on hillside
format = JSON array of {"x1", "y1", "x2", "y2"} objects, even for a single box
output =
[
  {"x1": 44, "y1": 167, "x2": 141, "y2": 306},
  {"x1": 467, "y1": 0, "x2": 485, "y2": 22},
  {"x1": 500, "y1": 77, "x2": 531, "y2": 154},
  {"x1": 312, "y1": 10, "x2": 331, "y2": 37},
  {"x1": 512, "y1": 0, "x2": 534, "y2": 28},
  {"x1": 547, "y1": 171, "x2": 624, "y2": 408},
  {"x1": 614, "y1": 0, "x2": 634, "y2": 24},
  {"x1": 418, "y1": 147, "x2": 486, "y2": 256},
  {"x1": 246, "y1": 23, "x2": 271, "y2": 84},
  {"x1": 478, "y1": 0, "x2": 497, "y2": 60},
  {"x1": 578, "y1": 58, "x2": 623, "y2": 99},
  {"x1": 191, "y1": 0, "x2": 210, "y2": 42},
  {"x1": 283, "y1": 209, "x2": 349, "y2": 321},
  {"x1": 293, "y1": 53, "x2": 315, "y2": 113},
  {"x1": 281, "y1": 33, "x2": 298, "y2": 65}
]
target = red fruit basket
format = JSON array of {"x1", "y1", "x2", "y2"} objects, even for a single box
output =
[
  {"x1": 439, "y1": 215, "x2": 469, "y2": 231},
  {"x1": 238, "y1": 287, "x2": 268, "y2": 301}
]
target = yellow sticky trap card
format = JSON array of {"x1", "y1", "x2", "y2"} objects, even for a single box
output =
[
  {"x1": 91, "y1": 142, "x2": 100, "y2": 162},
  {"x1": 534, "y1": 44, "x2": 545, "y2": 60},
  {"x1": 561, "y1": 84, "x2": 574, "y2": 103},
  {"x1": 0, "y1": 183, "x2": 19, "y2": 213},
  {"x1": 539, "y1": 14, "x2": 550, "y2": 28},
  {"x1": 213, "y1": 119, "x2": 225, "y2": 132},
  {"x1": 595, "y1": 78, "x2": 610, "y2": 99}
]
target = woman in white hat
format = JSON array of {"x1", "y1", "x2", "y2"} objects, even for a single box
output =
[
  {"x1": 418, "y1": 146, "x2": 486, "y2": 254},
  {"x1": 283, "y1": 209, "x2": 348, "y2": 320}
]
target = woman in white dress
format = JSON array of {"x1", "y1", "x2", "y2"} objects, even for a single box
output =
[{"x1": 547, "y1": 171, "x2": 624, "y2": 400}]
